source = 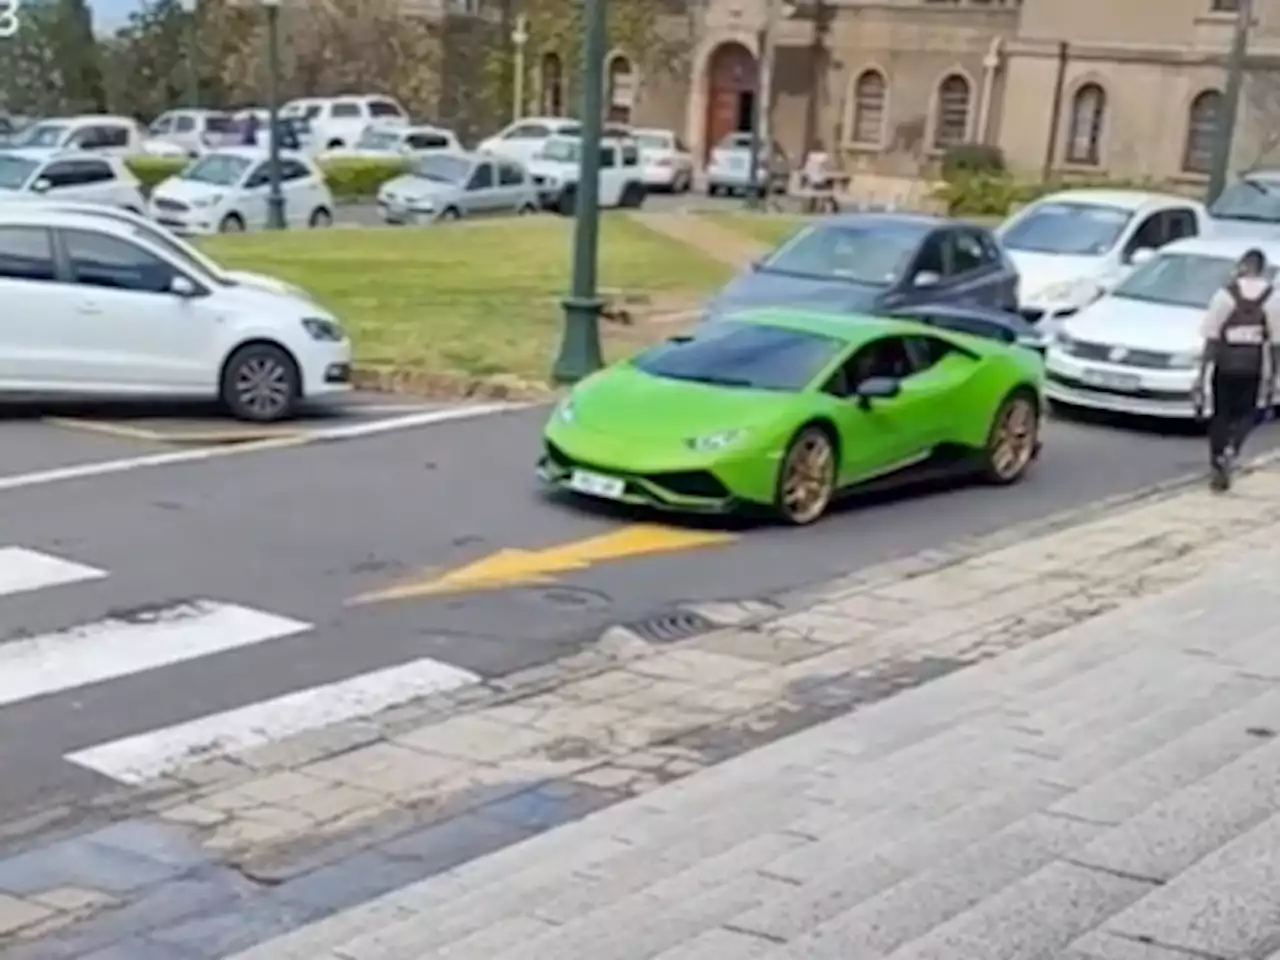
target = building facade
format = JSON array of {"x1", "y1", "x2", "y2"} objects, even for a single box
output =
[{"x1": 611, "y1": 0, "x2": 1280, "y2": 187}]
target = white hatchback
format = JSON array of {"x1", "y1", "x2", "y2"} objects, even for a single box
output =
[
  {"x1": 0, "y1": 206, "x2": 352, "y2": 421},
  {"x1": 1045, "y1": 236, "x2": 1280, "y2": 420},
  {"x1": 632, "y1": 127, "x2": 693, "y2": 193},
  {"x1": 0, "y1": 150, "x2": 145, "y2": 210},
  {"x1": 148, "y1": 148, "x2": 335, "y2": 234}
]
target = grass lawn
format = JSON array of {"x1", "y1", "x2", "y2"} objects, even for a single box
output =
[{"x1": 199, "y1": 215, "x2": 732, "y2": 395}]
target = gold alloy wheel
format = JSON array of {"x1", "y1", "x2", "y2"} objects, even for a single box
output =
[
  {"x1": 780, "y1": 428, "x2": 836, "y2": 524},
  {"x1": 989, "y1": 395, "x2": 1038, "y2": 481}
]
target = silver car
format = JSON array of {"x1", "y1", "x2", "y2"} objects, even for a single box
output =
[
  {"x1": 376, "y1": 152, "x2": 540, "y2": 224},
  {"x1": 706, "y1": 132, "x2": 788, "y2": 197}
]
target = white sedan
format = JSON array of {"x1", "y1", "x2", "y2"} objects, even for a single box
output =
[
  {"x1": 633, "y1": 127, "x2": 693, "y2": 193},
  {"x1": 0, "y1": 205, "x2": 351, "y2": 421},
  {"x1": 0, "y1": 149, "x2": 145, "y2": 211},
  {"x1": 148, "y1": 147, "x2": 335, "y2": 234},
  {"x1": 1045, "y1": 235, "x2": 1280, "y2": 419},
  {"x1": 998, "y1": 189, "x2": 1208, "y2": 336}
]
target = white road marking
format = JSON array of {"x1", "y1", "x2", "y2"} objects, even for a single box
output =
[
  {"x1": 0, "y1": 402, "x2": 528, "y2": 494},
  {"x1": 0, "y1": 547, "x2": 106, "y2": 598},
  {"x1": 0, "y1": 600, "x2": 311, "y2": 708},
  {"x1": 66, "y1": 656, "x2": 481, "y2": 784}
]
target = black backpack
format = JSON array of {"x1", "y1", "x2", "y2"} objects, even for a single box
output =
[{"x1": 1216, "y1": 280, "x2": 1272, "y2": 377}]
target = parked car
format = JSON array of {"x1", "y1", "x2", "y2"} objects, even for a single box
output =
[
  {"x1": 528, "y1": 134, "x2": 646, "y2": 214},
  {"x1": 705, "y1": 132, "x2": 788, "y2": 197},
  {"x1": 148, "y1": 148, "x2": 335, "y2": 234},
  {"x1": 0, "y1": 150, "x2": 145, "y2": 211},
  {"x1": 376, "y1": 152, "x2": 539, "y2": 224},
  {"x1": 326, "y1": 124, "x2": 461, "y2": 161},
  {"x1": 1205, "y1": 171, "x2": 1280, "y2": 239},
  {"x1": 0, "y1": 205, "x2": 351, "y2": 421},
  {"x1": 9, "y1": 115, "x2": 147, "y2": 157},
  {"x1": 144, "y1": 109, "x2": 238, "y2": 158},
  {"x1": 633, "y1": 127, "x2": 694, "y2": 193},
  {"x1": 477, "y1": 117, "x2": 632, "y2": 167},
  {"x1": 1044, "y1": 235, "x2": 1279, "y2": 420},
  {"x1": 705, "y1": 213, "x2": 1019, "y2": 318},
  {"x1": 282, "y1": 95, "x2": 408, "y2": 150},
  {"x1": 0, "y1": 201, "x2": 320, "y2": 300},
  {"x1": 997, "y1": 189, "x2": 1206, "y2": 335}
]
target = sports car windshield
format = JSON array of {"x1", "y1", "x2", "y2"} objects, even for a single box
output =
[
  {"x1": 1208, "y1": 178, "x2": 1280, "y2": 222},
  {"x1": 632, "y1": 322, "x2": 842, "y2": 392},
  {"x1": 758, "y1": 223, "x2": 925, "y2": 286},
  {"x1": 1110, "y1": 252, "x2": 1277, "y2": 308},
  {"x1": 1000, "y1": 202, "x2": 1131, "y2": 255}
]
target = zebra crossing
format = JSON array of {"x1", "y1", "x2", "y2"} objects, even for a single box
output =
[{"x1": 0, "y1": 543, "x2": 482, "y2": 792}]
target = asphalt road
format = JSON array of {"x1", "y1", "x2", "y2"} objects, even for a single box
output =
[{"x1": 0, "y1": 403, "x2": 1271, "y2": 824}]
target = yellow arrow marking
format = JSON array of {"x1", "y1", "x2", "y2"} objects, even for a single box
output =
[{"x1": 350, "y1": 523, "x2": 736, "y2": 603}]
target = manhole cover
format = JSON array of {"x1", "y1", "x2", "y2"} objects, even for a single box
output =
[{"x1": 623, "y1": 610, "x2": 716, "y2": 644}]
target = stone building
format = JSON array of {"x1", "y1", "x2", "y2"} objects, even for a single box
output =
[{"x1": 591, "y1": 0, "x2": 1280, "y2": 186}]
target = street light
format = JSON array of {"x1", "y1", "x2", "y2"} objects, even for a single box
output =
[
  {"x1": 511, "y1": 14, "x2": 529, "y2": 123},
  {"x1": 1207, "y1": 0, "x2": 1253, "y2": 203},
  {"x1": 550, "y1": 0, "x2": 607, "y2": 384},
  {"x1": 262, "y1": 0, "x2": 286, "y2": 230}
]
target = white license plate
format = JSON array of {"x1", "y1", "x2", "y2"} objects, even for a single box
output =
[
  {"x1": 1080, "y1": 367, "x2": 1141, "y2": 391},
  {"x1": 568, "y1": 469, "x2": 625, "y2": 499}
]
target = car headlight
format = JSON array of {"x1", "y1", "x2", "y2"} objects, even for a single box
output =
[
  {"x1": 1168, "y1": 350, "x2": 1201, "y2": 370},
  {"x1": 301, "y1": 317, "x2": 345, "y2": 341},
  {"x1": 686, "y1": 429, "x2": 745, "y2": 452},
  {"x1": 1033, "y1": 278, "x2": 1103, "y2": 306},
  {"x1": 190, "y1": 194, "x2": 222, "y2": 208}
]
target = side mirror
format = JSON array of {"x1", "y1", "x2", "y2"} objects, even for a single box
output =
[
  {"x1": 913, "y1": 270, "x2": 941, "y2": 288},
  {"x1": 1128, "y1": 247, "x2": 1156, "y2": 266},
  {"x1": 31, "y1": 178, "x2": 50, "y2": 194},
  {"x1": 170, "y1": 275, "x2": 198, "y2": 298},
  {"x1": 854, "y1": 376, "x2": 900, "y2": 408}
]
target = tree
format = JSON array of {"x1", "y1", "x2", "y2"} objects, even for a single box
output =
[
  {"x1": 106, "y1": 0, "x2": 202, "y2": 120},
  {"x1": 0, "y1": 0, "x2": 105, "y2": 115},
  {"x1": 48, "y1": 0, "x2": 106, "y2": 112}
]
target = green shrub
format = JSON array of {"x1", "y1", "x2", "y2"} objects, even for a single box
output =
[
  {"x1": 940, "y1": 144, "x2": 1006, "y2": 182},
  {"x1": 935, "y1": 173, "x2": 1190, "y2": 218},
  {"x1": 124, "y1": 155, "x2": 409, "y2": 201}
]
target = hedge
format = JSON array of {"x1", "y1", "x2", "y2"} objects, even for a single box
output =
[
  {"x1": 124, "y1": 155, "x2": 410, "y2": 201},
  {"x1": 934, "y1": 173, "x2": 1195, "y2": 218}
]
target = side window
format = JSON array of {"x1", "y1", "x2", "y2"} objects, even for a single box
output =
[
  {"x1": 39, "y1": 161, "x2": 80, "y2": 188},
  {"x1": 279, "y1": 159, "x2": 310, "y2": 181},
  {"x1": 467, "y1": 163, "x2": 494, "y2": 189},
  {"x1": 150, "y1": 115, "x2": 173, "y2": 133},
  {"x1": 976, "y1": 231, "x2": 1004, "y2": 264},
  {"x1": 903, "y1": 335, "x2": 956, "y2": 371},
  {"x1": 330, "y1": 102, "x2": 362, "y2": 118},
  {"x1": 0, "y1": 226, "x2": 57, "y2": 282},
  {"x1": 1125, "y1": 212, "x2": 1165, "y2": 259},
  {"x1": 90, "y1": 125, "x2": 129, "y2": 149},
  {"x1": 621, "y1": 144, "x2": 639, "y2": 167},
  {"x1": 497, "y1": 163, "x2": 524, "y2": 186},
  {"x1": 77, "y1": 160, "x2": 115, "y2": 184},
  {"x1": 599, "y1": 146, "x2": 617, "y2": 168},
  {"x1": 949, "y1": 230, "x2": 988, "y2": 275},
  {"x1": 174, "y1": 116, "x2": 196, "y2": 133},
  {"x1": 244, "y1": 163, "x2": 271, "y2": 188},
  {"x1": 62, "y1": 229, "x2": 175, "y2": 294},
  {"x1": 1164, "y1": 208, "x2": 1199, "y2": 242},
  {"x1": 825, "y1": 336, "x2": 914, "y2": 397},
  {"x1": 912, "y1": 233, "x2": 947, "y2": 278},
  {"x1": 505, "y1": 123, "x2": 549, "y2": 140},
  {"x1": 368, "y1": 100, "x2": 403, "y2": 118},
  {"x1": 406, "y1": 132, "x2": 449, "y2": 150}
]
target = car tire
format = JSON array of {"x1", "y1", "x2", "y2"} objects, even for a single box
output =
[
  {"x1": 556, "y1": 187, "x2": 577, "y2": 217},
  {"x1": 517, "y1": 202, "x2": 538, "y2": 215},
  {"x1": 774, "y1": 424, "x2": 838, "y2": 525},
  {"x1": 981, "y1": 389, "x2": 1040, "y2": 485},
  {"x1": 439, "y1": 206, "x2": 461, "y2": 221},
  {"x1": 220, "y1": 342, "x2": 301, "y2": 423},
  {"x1": 309, "y1": 207, "x2": 332, "y2": 228},
  {"x1": 708, "y1": 184, "x2": 722, "y2": 198},
  {"x1": 619, "y1": 182, "x2": 645, "y2": 208},
  {"x1": 326, "y1": 139, "x2": 344, "y2": 150},
  {"x1": 218, "y1": 213, "x2": 245, "y2": 233}
]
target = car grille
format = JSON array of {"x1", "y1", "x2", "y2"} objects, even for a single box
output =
[
  {"x1": 153, "y1": 197, "x2": 189, "y2": 212},
  {"x1": 1065, "y1": 340, "x2": 1174, "y2": 369}
]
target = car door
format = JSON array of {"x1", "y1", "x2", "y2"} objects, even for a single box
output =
[
  {"x1": 460, "y1": 162, "x2": 500, "y2": 215},
  {"x1": 68, "y1": 158, "x2": 121, "y2": 206},
  {"x1": 888, "y1": 229, "x2": 951, "y2": 309},
  {"x1": 53, "y1": 227, "x2": 217, "y2": 390},
  {"x1": 238, "y1": 162, "x2": 273, "y2": 229},
  {"x1": 35, "y1": 159, "x2": 96, "y2": 202},
  {"x1": 495, "y1": 161, "x2": 528, "y2": 211},
  {"x1": 0, "y1": 224, "x2": 78, "y2": 388},
  {"x1": 901, "y1": 334, "x2": 985, "y2": 447},
  {"x1": 944, "y1": 227, "x2": 1004, "y2": 306},
  {"x1": 824, "y1": 334, "x2": 934, "y2": 483},
  {"x1": 278, "y1": 158, "x2": 317, "y2": 227}
]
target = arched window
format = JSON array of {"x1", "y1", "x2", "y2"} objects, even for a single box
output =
[
  {"x1": 1183, "y1": 89, "x2": 1222, "y2": 174},
  {"x1": 933, "y1": 73, "x2": 971, "y2": 149},
  {"x1": 606, "y1": 55, "x2": 635, "y2": 124},
  {"x1": 850, "y1": 69, "x2": 886, "y2": 145},
  {"x1": 1065, "y1": 83, "x2": 1106, "y2": 165},
  {"x1": 540, "y1": 53, "x2": 564, "y2": 116}
]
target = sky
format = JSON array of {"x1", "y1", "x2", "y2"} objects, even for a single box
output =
[{"x1": 91, "y1": 0, "x2": 168, "y2": 33}]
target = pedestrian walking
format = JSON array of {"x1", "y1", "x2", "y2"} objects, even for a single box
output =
[{"x1": 1193, "y1": 247, "x2": 1280, "y2": 491}]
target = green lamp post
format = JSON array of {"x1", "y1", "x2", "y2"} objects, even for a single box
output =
[
  {"x1": 551, "y1": 0, "x2": 608, "y2": 384},
  {"x1": 263, "y1": 0, "x2": 286, "y2": 230}
]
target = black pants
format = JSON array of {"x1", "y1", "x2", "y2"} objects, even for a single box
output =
[{"x1": 1209, "y1": 372, "x2": 1260, "y2": 461}]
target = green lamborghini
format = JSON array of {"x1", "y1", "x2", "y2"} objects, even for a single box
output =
[{"x1": 537, "y1": 309, "x2": 1046, "y2": 525}]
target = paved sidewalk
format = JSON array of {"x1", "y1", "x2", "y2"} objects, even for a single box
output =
[
  {"x1": 229, "y1": 497, "x2": 1280, "y2": 958},
  {"x1": 7, "y1": 467, "x2": 1280, "y2": 958}
]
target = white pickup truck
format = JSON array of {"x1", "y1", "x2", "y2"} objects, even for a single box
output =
[{"x1": 526, "y1": 134, "x2": 646, "y2": 215}]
